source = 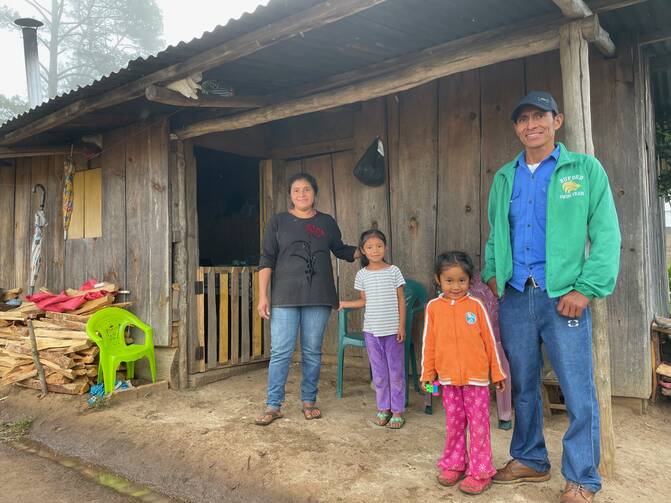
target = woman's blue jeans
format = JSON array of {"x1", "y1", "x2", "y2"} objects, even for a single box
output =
[
  {"x1": 266, "y1": 306, "x2": 331, "y2": 409},
  {"x1": 498, "y1": 285, "x2": 601, "y2": 493}
]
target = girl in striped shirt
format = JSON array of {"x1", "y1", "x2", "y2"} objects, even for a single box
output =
[{"x1": 339, "y1": 229, "x2": 407, "y2": 429}]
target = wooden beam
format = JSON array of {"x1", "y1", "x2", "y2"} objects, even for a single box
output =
[
  {"x1": 0, "y1": 145, "x2": 84, "y2": 159},
  {"x1": 554, "y1": 0, "x2": 592, "y2": 17},
  {"x1": 0, "y1": 0, "x2": 388, "y2": 146},
  {"x1": 174, "y1": 15, "x2": 613, "y2": 139},
  {"x1": 269, "y1": 137, "x2": 354, "y2": 159},
  {"x1": 559, "y1": 20, "x2": 615, "y2": 478},
  {"x1": 145, "y1": 85, "x2": 267, "y2": 108},
  {"x1": 640, "y1": 27, "x2": 671, "y2": 46},
  {"x1": 589, "y1": 0, "x2": 649, "y2": 13},
  {"x1": 553, "y1": 1, "x2": 618, "y2": 57}
]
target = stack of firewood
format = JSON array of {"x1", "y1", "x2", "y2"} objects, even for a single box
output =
[
  {"x1": 0, "y1": 283, "x2": 131, "y2": 395},
  {"x1": 653, "y1": 315, "x2": 671, "y2": 398}
]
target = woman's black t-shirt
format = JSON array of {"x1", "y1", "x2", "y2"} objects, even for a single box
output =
[{"x1": 259, "y1": 211, "x2": 356, "y2": 308}]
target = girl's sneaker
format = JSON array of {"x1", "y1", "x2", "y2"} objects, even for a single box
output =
[
  {"x1": 459, "y1": 476, "x2": 493, "y2": 495},
  {"x1": 437, "y1": 469, "x2": 465, "y2": 487}
]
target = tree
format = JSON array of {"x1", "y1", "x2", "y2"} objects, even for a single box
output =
[
  {"x1": 0, "y1": 94, "x2": 28, "y2": 124},
  {"x1": 1, "y1": 0, "x2": 163, "y2": 99}
]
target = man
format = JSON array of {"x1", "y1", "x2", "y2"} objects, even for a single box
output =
[{"x1": 481, "y1": 91, "x2": 621, "y2": 503}]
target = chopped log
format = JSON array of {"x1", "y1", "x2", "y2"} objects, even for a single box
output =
[
  {"x1": 4, "y1": 343, "x2": 75, "y2": 368},
  {"x1": 16, "y1": 378, "x2": 90, "y2": 395},
  {"x1": 45, "y1": 372, "x2": 69, "y2": 385},
  {"x1": 69, "y1": 295, "x2": 114, "y2": 315},
  {"x1": 2, "y1": 338, "x2": 91, "y2": 352},
  {"x1": 657, "y1": 363, "x2": 671, "y2": 378},
  {"x1": 65, "y1": 282, "x2": 118, "y2": 296},
  {"x1": 45, "y1": 311, "x2": 92, "y2": 324},
  {"x1": 1, "y1": 364, "x2": 37, "y2": 385},
  {"x1": 31, "y1": 319, "x2": 88, "y2": 331},
  {"x1": 33, "y1": 328, "x2": 90, "y2": 340},
  {"x1": 72, "y1": 354, "x2": 95, "y2": 364},
  {"x1": 58, "y1": 341, "x2": 93, "y2": 353}
]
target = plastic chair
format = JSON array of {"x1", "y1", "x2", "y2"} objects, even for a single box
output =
[
  {"x1": 86, "y1": 307, "x2": 156, "y2": 395},
  {"x1": 336, "y1": 307, "x2": 367, "y2": 398},
  {"x1": 403, "y1": 279, "x2": 428, "y2": 401},
  {"x1": 336, "y1": 279, "x2": 428, "y2": 405}
]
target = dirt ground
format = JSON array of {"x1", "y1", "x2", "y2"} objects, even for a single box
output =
[
  {"x1": 1, "y1": 364, "x2": 670, "y2": 503},
  {"x1": 0, "y1": 442, "x2": 140, "y2": 503}
]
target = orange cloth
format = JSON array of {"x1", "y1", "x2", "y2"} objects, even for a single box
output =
[{"x1": 420, "y1": 294, "x2": 506, "y2": 386}]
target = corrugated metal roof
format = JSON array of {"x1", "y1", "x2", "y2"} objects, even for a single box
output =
[
  {"x1": 0, "y1": 0, "x2": 322, "y2": 134},
  {"x1": 2, "y1": 0, "x2": 670, "y2": 140}
]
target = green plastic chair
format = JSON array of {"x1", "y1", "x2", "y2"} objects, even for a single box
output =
[
  {"x1": 86, "y1": 307, "x2": 156, "y2": 395},
  {"x1": 336, "y1": 279, "x2": 428, "y2": 405}
]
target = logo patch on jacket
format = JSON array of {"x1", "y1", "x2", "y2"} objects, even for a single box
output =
[
  {"x1": 559, "y1": 175, "x2": 585, "y2": 200},
  {"x1": 466, "y1": 312, "x2": 477, "y2": 325},
  {"x1": 562, "y1": 181, "x2": 581, "y2": 193}
]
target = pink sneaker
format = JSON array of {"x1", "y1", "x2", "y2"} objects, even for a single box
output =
[
  {"x1": 437, "y1": 469, "x2": 465, "y2": 487},
  {"x1": 459, "y1": 475, "x2": 493, "y2": 495}
]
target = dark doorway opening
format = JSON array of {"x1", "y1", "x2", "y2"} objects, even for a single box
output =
[{"x1": 195, "y1": 147, "x2": 261, "y2": 266}]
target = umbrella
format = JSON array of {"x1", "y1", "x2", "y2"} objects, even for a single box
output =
[
  {"x1": 63, "y1": 156, "x2": 75, "y2": 241},
  {"x1": 29, "y1": 184, "x2": 47, "y2": 296},
  {"x1": 28, "y1": 183, "x2": 48, "y2": 397}
]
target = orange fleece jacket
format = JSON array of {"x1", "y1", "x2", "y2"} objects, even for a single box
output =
[{"x1": 420, "y1": 293, "x2": 506, "y2": 386}]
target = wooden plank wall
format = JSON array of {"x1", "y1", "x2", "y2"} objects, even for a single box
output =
[
  {"x1": 266, "y1": 49, "x2": 664, "y2": 398},
  {"x1": 590, "y1": 38, "x2": 653, "y2": 398},
  {"x1": 4, "y1": 118, "x2": 172, "y2": 346},
  {"x1": 0, "y1": 163, "x2": 16, "y2": 287}
]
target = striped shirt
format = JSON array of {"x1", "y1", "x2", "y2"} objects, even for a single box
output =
[{"x1": 354, "y1": 265, "x2": 405, "y2": 337}]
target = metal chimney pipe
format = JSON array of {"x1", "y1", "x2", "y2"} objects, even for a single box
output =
[{"x1": 14, "y1": 18, "x2": 44, "y2": 108}]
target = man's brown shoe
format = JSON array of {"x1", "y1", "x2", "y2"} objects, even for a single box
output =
[
  {"x1": 560, "y1": 482, "x2": 595, "y2": 502},
  {"x1": 492, "y1": 459, "x2": 551, "y2": 485}
]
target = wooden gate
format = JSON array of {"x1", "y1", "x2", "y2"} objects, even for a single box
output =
[{"x1": 193, "y1": 266, "x2": 269, "y2": 372}]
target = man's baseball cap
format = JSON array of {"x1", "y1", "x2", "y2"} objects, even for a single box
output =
[{"x1": 511, "y1": 91, "x2": 560, "y2": 122}]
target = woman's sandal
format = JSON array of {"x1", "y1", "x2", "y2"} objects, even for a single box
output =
[
  {"x1": 255, "y1": 409, "x2": 283, "y2": 426},
  {"x1": 387, "y1": 416, "x2": 405, "y2": 429},
  {"x1": 374, "y1": 411, "x2": 392, "y2": 426},
  {"x1": 301, "y1": 406, "x2": 322, "y2": 420}
]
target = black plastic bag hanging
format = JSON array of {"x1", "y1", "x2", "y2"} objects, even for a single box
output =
[{"x1": 353, "y1": 137, "x2": 386, "y2": 187}]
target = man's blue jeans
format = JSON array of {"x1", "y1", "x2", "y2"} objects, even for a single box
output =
[
  {"x1": 498, "y1": 285, "x2": 601, "y2": 493},
  {"x1": 266, "y1": 306, "x2": 331, "y2": 409}
]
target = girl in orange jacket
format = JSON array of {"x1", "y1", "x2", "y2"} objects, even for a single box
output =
[{"x1": 421, "y1": 251, "x2": 506, "y2": 496}]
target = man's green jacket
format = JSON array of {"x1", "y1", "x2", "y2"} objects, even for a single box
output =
[{"x1": 482, "y1": 143, "x2": 621, "y2": 299}]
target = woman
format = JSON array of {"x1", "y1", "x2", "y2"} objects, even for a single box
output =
[{"x1": 255, "y1": 173, "x2": 358, "y2": 426}]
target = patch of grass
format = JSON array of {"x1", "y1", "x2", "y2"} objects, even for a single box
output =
[{"x1": 0, "y1": 419, "x2": 32, "y2": 442}]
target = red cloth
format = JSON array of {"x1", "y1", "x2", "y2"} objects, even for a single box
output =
[{"x1": 26, "y1": 278, "x2": 111, "y2": 312}]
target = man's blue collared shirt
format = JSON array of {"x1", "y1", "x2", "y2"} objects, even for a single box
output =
[{"x1": 508, "y1": 144, "x2": 560, "y2": 292}]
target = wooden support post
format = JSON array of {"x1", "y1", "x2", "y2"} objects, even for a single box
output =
[
  {"x1": 559, "y1": 20, "x2": 615, "y2": 478},
  {"x1": 173, "y1": 141, "x2": 189, "y2": 388}
]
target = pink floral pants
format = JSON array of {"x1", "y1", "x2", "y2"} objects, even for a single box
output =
[{"x1": 438, "y1": 385, "x2": 496, "y2": 480}]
